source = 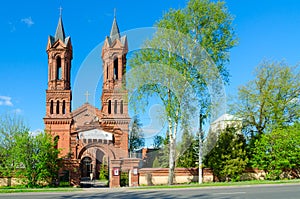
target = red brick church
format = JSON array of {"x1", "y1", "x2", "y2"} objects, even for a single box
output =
[{"x1": 43, "y1": 14, "x2": 140, "y2": 187}]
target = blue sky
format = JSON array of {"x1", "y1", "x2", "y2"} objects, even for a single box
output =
[{"x1": 1, "y1": 0, "x2": 300, "y2": 136}]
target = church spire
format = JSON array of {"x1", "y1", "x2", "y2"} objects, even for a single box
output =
[
  {"x1": 110, "y1": 12, "x2": 120, "y2": 42},
  {"x1": 55, "y1": 12, "x2": 66, "y2": 42}
]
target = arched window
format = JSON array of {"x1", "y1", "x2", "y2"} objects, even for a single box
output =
[
  {"x1": 106, "y1": 65, "x2": 109, "y2": 80},
  {"x1": 113, "y1": 58, "x2": 118, "y2": 80},
  {"x1": 62, "y1": 100, "x2": 66, "y2": 114},
  {"x1": 50, "y1": 100, "x2": 53, "y2": 114},
  {"x1": 120, "y1": 100, "x2": 123, "y2": 114},
  {"x1": 66, "y1": 63, "x2": 69, "y2": 81},
  {"x1": 56, "y1": 100, "x2": 60, "y2": 114},
  {"x1": 56, "y1": 57, "x2": 62, "y2": 80},
  {"x1": 54, "y1": 136, "x2": 59, "y2": 150},
  {"x1": 108, "y1": 100, "x2": 111, "y2": 114},
  {"x1": 114, "y1": 100, "x2": 118, "y2": 114}
]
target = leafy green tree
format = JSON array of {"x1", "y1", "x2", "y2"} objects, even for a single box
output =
[
  {"x1": 128, "y1": 0, "x2": 237, "y2": 185},
  {"x1": 232, "y1": 61, "x2": 300, "y2": 140},
  {"x1": 13, "y1": 132, "x2": 60, "y2": 187},
  {"x1": 129, "y1": 115, "x2": 145, "y2": 154},
  {"x1": 177, "y1": 127, "x2": 198, "y2": 168},
  {"x1": 251, "y1": 123, "x2": 300, "y2": 180},
  {"x1": 153, "y1": 135, "x2": 164, "y2": 149},
  {"x1": 158, "y1": 0, "x2": 238, "y2": 75},
  {"x1": 155, "y1": 133, "x2": 170, "y2": 168},
  {"x1": 152, "y1": 157, "x2": 160, "y2": 168},
  {"x1": 0, "y1": 115, "x2": 60, "y2": 187},
  {"x1": 0, "y1": 114, "x2": 30, "y2": 178},
  {"x1": 99, "y1": 158, "x2": 108, "y2": 180},
  {"x1": 204, "y1": 127, "x2": 248, "y2": 182}
]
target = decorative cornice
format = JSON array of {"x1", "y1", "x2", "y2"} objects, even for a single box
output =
[{"x1": 43, "y1": 117, "x2": 72, "y2": 125}]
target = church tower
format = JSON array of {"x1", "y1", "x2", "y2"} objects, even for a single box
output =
[
  {"x1": 101, "y1": 16, "x2": 130, "y2": 156},
  {"x1": 44, "y1": 15, "x2": 73, "y2": 157}
]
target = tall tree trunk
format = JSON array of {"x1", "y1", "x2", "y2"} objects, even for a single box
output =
[
  {"x1": 199, "y1": 113, "x2": 203, "y2": 184},
  {"x1": 168, "y1": 118, "x2": 177, "y2": 185},
  {"x1": 168, "y1": 133, "x2": 175, "y2": 185}
]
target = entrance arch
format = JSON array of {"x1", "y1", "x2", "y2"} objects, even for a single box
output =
[
  {"x1": 78, "y1": 144, "x2": 115, "y2": 181},
  {"x1": 78, "y1": 143, "x2": 116, "y2": 161}
]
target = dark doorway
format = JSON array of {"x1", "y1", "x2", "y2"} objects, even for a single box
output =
[{"x1": 81, "y1": 157, "x2": 92, "y2": 178}]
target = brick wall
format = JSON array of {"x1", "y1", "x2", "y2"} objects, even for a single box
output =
[
  {"x1": 0, "y1": 177, "x2": 24, "y2": 187},
  {"x1": 139, "y1": 168, "x2": 214, "y2": 185}
]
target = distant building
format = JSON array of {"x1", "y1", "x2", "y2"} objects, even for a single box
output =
[
  {"x1": 204, "y1": 114, "x2": 242, "y2": 155},
  {"x1": 209, "y1": 113, "x2": 242, "y2": 134}
]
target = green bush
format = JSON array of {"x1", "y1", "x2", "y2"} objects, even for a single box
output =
[
  {"x1": 120, "y1": 172, "x2": 129, "y2": 187},
  {"x1": 99, "y1": 164, "x2": 108, "y2": 180}
]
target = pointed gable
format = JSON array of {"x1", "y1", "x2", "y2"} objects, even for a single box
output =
[
  {"x1": 110, "y1": 17, "x2": 121, "y2": 43},
  {"x1": 72, "y1": 103, "x2": 103, "y2": 131},
  {"x1": 55, "y1": 16, "x2": 65, "y2": 42},
  {"x1": 48, "y1": 15, "x2": 71, "y2": 48},
  {"x1": 101, "y1": 16, "x2": 128, "y2": 57}
]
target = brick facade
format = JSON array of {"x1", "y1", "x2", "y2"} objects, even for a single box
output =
[{"x1": 44, "y1": 15, "x2": 132, "y2": 187}]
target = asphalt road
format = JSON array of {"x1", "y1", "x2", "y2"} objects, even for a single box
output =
[{"x1": 0, "y1": 184, "x2": 299, "y2": 199}]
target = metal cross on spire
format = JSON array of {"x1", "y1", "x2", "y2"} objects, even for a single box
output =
[
  {"x1": 84, "y1": 91, "x2": 90, "y2": 103},
  {"x1": 114, "y1": 8, "x2": 116, "y2": 18},
  {"x1": 59, "y1": 6, "x2": 63, "y2": 17}
]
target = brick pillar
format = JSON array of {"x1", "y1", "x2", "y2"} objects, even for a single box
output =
[
  {"x1": 62, "y1": 159, "x2": 81, "y2": 187},
  {"x1": 129, "y1": 168, "x2": 139, "y2": 187},
  {"x1": 110, "y1": 159, "x2": 122, "y2": 188}
]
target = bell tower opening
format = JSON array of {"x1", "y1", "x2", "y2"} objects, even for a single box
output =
[
  {"x1": 56, "y1": 56, "x2": 62, "y2": 80},
  {"x1": 120, "y1": 100, "x2": 123, "y2": 114},
  {"x1": 56, "y1": 100, "x2": 60, "y2": 114},
  {"x1": 106, "y1": 65, "x2": 109, "y2": 80},
  {"x1": 114, "y1": 100, "x2": 117, "y2": 114},
  {"x1": 113, "y1": 58, "x2": 118, "y2": 80},
  {"x1": 62, "y1": 100, "x2": 66, "y2": 114},
  {"x1": 50, "y1": 100, "x2": 54, "y2": 114},
  {"x1": 108, "y1": 100, "x2": 112, "y2": 114}
]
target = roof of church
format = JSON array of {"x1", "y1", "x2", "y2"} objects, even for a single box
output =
[
  {"x1": 55, "y1": 16, "x2": 66, "y2": 42},
  {"x1": 72, "y1": 103, "x2": 104, "y2": 133},
  {"x1": 105, "y1": 16, "x2": 127, "y2": 47},
  {"x1": 72, "y1": 102, "x2": 102, "y2": 118},
  {"x1": 49, "y1": 16, "x2": 70, "y2": 46},
  {"x1": 110, "y1": 17, "x2": 121, "y2": 42}
]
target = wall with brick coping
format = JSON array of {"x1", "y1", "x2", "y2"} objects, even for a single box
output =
[
  {"x1": 139, "y1": 168, "x2": 268, "y2": 185},
  {"x1": 0, "y1": 168, "x2": 270, "y2": 187},
  {"x1": 139, "y1": 168, "x2": 214, "y2": 185},
  {"x1": 0, "y1": 178, "x2": 24, "y2": 187}
]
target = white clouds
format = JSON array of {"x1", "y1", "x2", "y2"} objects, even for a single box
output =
[
  {"x1": 21, "y1": 17, "x2": 34, "y2": 27},
  {"x1": 8, "y1": 22, "x2": 16, "y2": 32},
  {"x1": 0, "y1": 96, "x2": 23, "y2": 116},
  {"x1": 12, "y1": 108, "x2": 22, "y2": 114},
  {"x1": 141, "y1": 104, "x2": 166, "y2": 139},
  {"x1": 0, "y1": 96, "x2": 13, "y2": 106},
  {"x1": 30, "y1": 129, "x2": 43, "y2": 137}
]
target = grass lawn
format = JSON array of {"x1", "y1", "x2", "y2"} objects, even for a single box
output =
[
  {"x1": 0, "y1": 186, "x2": 82, "y2": 194},
  {"x1": 1, "y1": 179, "x2": 300, "y2": 193},
  {"x1": 135, "y1": 179, "x2": 300, "y2": 190}
]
